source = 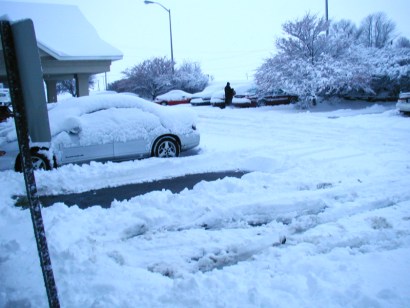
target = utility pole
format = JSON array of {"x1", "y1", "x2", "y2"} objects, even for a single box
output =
[{"x1": 325, "y1": 0, "x2": 329, "y2": 36}]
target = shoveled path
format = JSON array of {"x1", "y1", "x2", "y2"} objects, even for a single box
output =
[{"x1": 39, "y1": 171, "x2": 247, "y2": 209}]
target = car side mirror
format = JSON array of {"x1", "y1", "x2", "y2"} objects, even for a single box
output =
[{"x1": 69, "y1": 126, "x2": 81, "y2": 135}]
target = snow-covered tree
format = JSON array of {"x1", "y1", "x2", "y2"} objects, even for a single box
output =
[
  {"x1": 396, "y1": 37, "x2": 410, "y2": 49},
  {"x1": 366, "y1": 46, "x2": 410, "y2": 94},
  {"x1": 327, "y1": 19, "x2": 358, "y2": 58},
  {"x1": 108, "y1": 58, "x2": 208, "y2": 99},
  {"x1": 120, "y1": 57, "x2": 173, "y2": 100},
  {"x1": 256, "y1": 12, "x2": 410, "y2": 107},
  {"x1": 276, "y1": 13, "x2": 329, "y2": 64},
  {"x1": 255, "y1": 49, "x2": 373, "y2": 108},
  {"x1": 357, "y1": 12, "x2": 396, "y2": 48},
  {"x1": 173, "y1": 61, "x2": 209, "y2": 93}
]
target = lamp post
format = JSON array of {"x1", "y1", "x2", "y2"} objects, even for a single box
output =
[{"x1": 144, "y1": 0, "x2": 174, "y2": 73}]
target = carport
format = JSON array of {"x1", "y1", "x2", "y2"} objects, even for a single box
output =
[{"x1": 0, "y1": 1, "x2": 122, "y2": 102}]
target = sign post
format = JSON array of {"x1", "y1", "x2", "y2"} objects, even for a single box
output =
[{"x1": 0, "y1": 20, "x2": 60, "y2": 307}]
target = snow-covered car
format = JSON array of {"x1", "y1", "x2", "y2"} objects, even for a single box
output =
[
  {"x1": 210, "y1": 90, "x2": 225, "y2": 108},
  {"x1": 232, "y1": 84, "x2": 258, "y2": 108},
  {"x1": 396, "y1": 92, "x2": 410, "y2": 114},
  {"x1": 0, "y1": 93, "x2": 200, "y2": 171},
  {"x1": 154, "y1": 90, "x2": 192, "y2": 106},
  {"x1": 190, "y1": 96, "x2": 211, "y2": 106},
  {"x1": 257, "y1": 91, "x2": 299, "y2": 106},
  {"x1": 191, "y1": 84, "x2": 224, "y2": 106}
]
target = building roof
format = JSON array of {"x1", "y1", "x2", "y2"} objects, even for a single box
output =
[{"x1": 0, "y1": 1, "x2": 123, "y2": 61}]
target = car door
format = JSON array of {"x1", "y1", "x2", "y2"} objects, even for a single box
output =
[
  {"x1": 112, "y1": 107, "x2": 161, "y2": 160},
  {"x1": 113, "y1": 137, "x2": 149, "y2": 160},
  {"x1": 58, "y1": 128, "x2": 114, "y2": 165}
]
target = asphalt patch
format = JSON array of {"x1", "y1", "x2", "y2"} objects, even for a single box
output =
[{"x1": 36, "y1": 170, "x2": 247, "y2": 209}]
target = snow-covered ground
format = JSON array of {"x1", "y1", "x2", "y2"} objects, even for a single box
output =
[{"x1": 1, "y1": 101, "x2": 410, "y2": 307}]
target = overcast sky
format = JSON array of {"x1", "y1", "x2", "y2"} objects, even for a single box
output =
[{"x1": 6, "y1": 0, "x2": 410, "y2": 87}]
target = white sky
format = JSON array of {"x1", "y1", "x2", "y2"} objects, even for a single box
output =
[{"x1": 4, "y1": 0, "x2": 410, "y2": 86}]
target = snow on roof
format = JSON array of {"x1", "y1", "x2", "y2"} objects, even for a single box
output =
[{"x1": 0, "y1": 1, "x2": 123, "y2": 61}]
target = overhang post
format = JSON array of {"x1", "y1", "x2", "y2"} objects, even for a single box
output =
[
  {"x1": 75, "y1": 73, "x2": 89, "y2": 97},
  {"x1": 45, "y1": 79, "x2": 57, "y2": 102}
]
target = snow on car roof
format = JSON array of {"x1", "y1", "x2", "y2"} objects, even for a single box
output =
[
  {"x1": 0, "y1": 93, "x2": 197, "y2": 144},
  {"x1": 192, "y1": 84, "x2": 226, "y2": 99},
  {"x1": 155, "y1": 90, "x2": 192, "y2": 101},
  {"x1": 195, "y1": 81, "x2": 257, "y2": 99},
  {"x1": 210, "y1": 90, "x2": 225, "y2": 102}
]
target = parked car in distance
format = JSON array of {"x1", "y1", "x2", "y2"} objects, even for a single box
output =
[
  {"x1": 397, "y1": 92, "x2": 410, "y2": 114},
  {"x1": 0, "y1": 105, "x2": 12, "y2": 123},
  {"x1": 232, "y1": 84, "x2": 258, "y2": 108},
  {"x1": 191, "y1": 83, "x2": 228, "y2": 107},
  {"x1": 257, "y1": 90, "x2": 299, "y2": 106},
  {"x1": 343, "y1": 90, "x2": 398, "y2": 102},
  {"x1": 0, "y1": 88, "x2": 11, "y2": 105},
  {"x1": 0, "y1": 93, "x2": 200, "y2": 171},
  {"x1": 191, "y1": 92, "x2": 212, "y2": 106},
  {"x1": 190, "y1": 96, "x2": 211, "y2": 106},
  {"x1": 210, "y1": 90, "x2": 226, "y2": 108},
  {"x1": 154, "y1": 90, "x2": 192, "y2": 106}
]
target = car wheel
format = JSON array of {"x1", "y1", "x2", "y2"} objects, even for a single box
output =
[
  {"x1": 153, "y1": 136, "x2": 180, "y2": 158},
  {"x1": 15, "y1": 150, "x2": 52, "y2": 172},
  {"x1": 161, "y1": 101, "x2": 168, "y2": 106},
  {"x1": 257, "y1": 100, "x2": 266, "y2": 107}
]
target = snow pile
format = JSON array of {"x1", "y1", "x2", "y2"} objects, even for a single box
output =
[{"x1": 1, "y1": 102, "x2": 410, "y2": 307}]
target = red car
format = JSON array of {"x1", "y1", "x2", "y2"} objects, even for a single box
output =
[{"x1": 154, "y1": 90, "x2": 192, "y2": 106}]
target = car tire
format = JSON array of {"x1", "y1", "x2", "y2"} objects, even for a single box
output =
[
  {"x1": 15, "y1": 149, "x2": 52, "y2": 172},
  {"x1": 153, "y1": 136, "x2": 180, "y2": 158},
  {"x1": 257, "y1": 100, "x2": 266, "y2": 107},
  {"x1": 161, "y1": 101, "x2": 168, "y2": 106}
]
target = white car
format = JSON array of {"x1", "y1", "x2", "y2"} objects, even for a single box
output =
[
  {"x1": 0, "y1": 93, "x2": 200, "y2": 171},
  {"x1": 231, "y1": 84, "x2": 258, "y2": 108},
  {"x1": 210, "y1": 90, "x2": 225, "y2": 108},
  {"x1": 191, "y1": 84, "x2": 224, "y2": 106},
  {"x1": 396, "y1": 92, "x2": 410, "y2": 114}
]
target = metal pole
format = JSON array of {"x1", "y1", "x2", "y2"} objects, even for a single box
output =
[
  {"x1": 325, "y1": 0, "x2": 329, "y2": 36},
  {"x1": 168, "y1": 9, "x2": 174, "y2": 74},
  {"x1": 144, "y1": 1, "x2": 174, "y2": 73},
  {"x1": 0, "y1": 20, "x2": 60, "y2": 308}
]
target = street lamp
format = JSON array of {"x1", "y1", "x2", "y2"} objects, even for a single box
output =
[{"x1": 144, "y1": 0, "x2": 174, "y2": 73}]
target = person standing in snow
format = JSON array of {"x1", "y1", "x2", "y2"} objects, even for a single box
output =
[{"x1": 223, "y1": 82, "x2": 234, "y2": 109}]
